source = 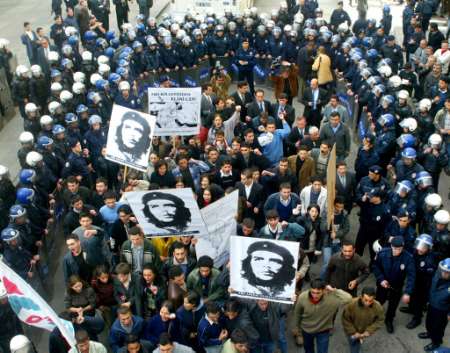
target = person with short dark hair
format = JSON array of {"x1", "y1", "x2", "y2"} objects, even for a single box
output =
[
  {"x1": 293, "y1": 280, "x2": 352, "y2": 353},
  {"x1": 176, "y1": 292, "x2": 205, "y2": 349},
  {"x1": 324, "y1": 241, "x2": 370, "y2": 297},
  {"x1": 319, "y1": 111, "x2": 351, "y2": 161},
  {"x1": 163, "y1": 241, "x2": 197, "y2": 279},
  {"x1": 300, "y1": 176, "x2": 327, "y2": 217},
  {"x1": 109, "y1": 307, "x2": 151, "y2": 353},
  {"x1": 197, "y1": 302, "x2": 228, "y2": 353},
  {"x1": 139, "y1": 263, "x2": 167, "y2": 320},
  {"x1": 113, "y1": 262, "x2": 143, "y2": 317},
  {"x1": 221, "y1": 328, "x2": 250, "y2": 353},
  {"x1": 186, "y1": 256, "x2": 225, "y2": 304},
  {"x1": 259, "y1": 210, "x2": 305, "y2": 242},
  {"x1": 287, "y1": 144, "x2": 316, "y2": 191},
  {"x1": 341, "y1": 287, "x2": 385, "y2": 353},
  {"x1": 144, "y1": 301, "x2": 182, "y2": 345},
  {"x1": 69, "y1": 329, "x2": 107, "y2": 353},
  {"x1": 153, "y1": 332, "x2": 196, "y2": 353},
  {"x1": 263, "y1": 183, "x2": 301, "y2": 221}
]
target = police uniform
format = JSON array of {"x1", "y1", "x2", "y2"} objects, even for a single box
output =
[
  {"x1": 235, "y1": 44, "x2": 256, "y2": 95},
  {"x1": 62, "y1": 151, "x2": 91, "y2": 187},
  {"x1": 372, "y1": 245, "x2": 416, "y2": 328},
  {"x1": 421, "y1": 268, "x2": 450, "y2": 349}
]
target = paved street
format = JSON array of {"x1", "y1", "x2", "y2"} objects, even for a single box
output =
[{"x1": 0, "y1": 0, "x2": 448, "y2": 352}]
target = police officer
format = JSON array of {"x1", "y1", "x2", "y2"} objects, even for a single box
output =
[
  {"x1": 9, "y1": 334, "x2": 37, "y2": 353},
  {"x1": 235, "y1": 38, "x2": 256, "y2": 96},
  {"x1": 386, "y1": 180, "x2": 417, "y2": 222},
  {"x1": 1, "y1": 227, "x2": 37, "y2": 281},
  {"x1": 418, "y1": 134, "x2": 448, "y2": 190},
  {"x1": 114, "y1": 81, "x2": 142, "y2": 110},
  {"x1": 418, "y1": 258, "x2": 450, "y2": 351},
  {"x1": 83, "y1": 115, "x2": 106, "y2": 164},
  {"x1": 354, "y1": 135, "x2": 380, "y2": 182},
  {"x1": 380, "y1": 35, "x2": 403, "y2": 74},
  {"x1": 392, "y1": 147, "x2": 425, "y2": 183},
  {"x1": 374, "y1": 113, "x2": 396, "y2": 169},
  {"x1": 26, "y1": 151, "x2": 57, "y2": 195},
  {"x1": 355, "y1": 188, "x2": 391, "y2": 261},
  {"x1": 17, "y1": 132, "x2": 35, "y2": 169},
  {"x1": 0, "y1": 165, "x2": 16, "y2": 213},
  {"x1": 9, "y1": 205, "x2": 42, "y2": 257},
  {"x1": 0, "y1": 285, "x2": 24, "y2": 353},
  {"x1": 399, "y1": 234, "x2": 437, "y2": 329},
  {"x1": 36, "y1": 136, "x2": 63, "y2": 179},
  {"x1": 355, "y1": 165, "x2": 391, "y2": 203},
  {"x1": 372, "y1": 236, "x2": 416, "y2": 333},
  {"x1": 11, "y1": 65, "x2": 31, "y2": 120},
  {"x1": 62, "y1": 139, "x2": 92, "y2": 188},
  {"x1": 430, "y1": 210, "x2": 450, "y2": 261},
  {"x1": 383, "y1": 210, "x2": 416, "y2": 252}
]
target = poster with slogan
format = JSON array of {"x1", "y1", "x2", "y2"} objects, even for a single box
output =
[
  {"x1": 230, "y1": 236, "x2": 299, "y2": 303},
  {"x1": 196, "y1": 190, "x2": 239, "y2": 267},
  {"x1": 148, "y1": 87, "x2": 201, "y2": 136},
  {"x1": 124, "y1": 188, "x2": 207, "y2": 237},
  {"x1": 105, "y1": 104, "x2": 156, "y2": 171}
]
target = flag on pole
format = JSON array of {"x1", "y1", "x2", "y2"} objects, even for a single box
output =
[
  {"x1": 326, "y1": 144, "x2": 337, "y2": 229},
  {"x1": 0, "y1": 260, "x2": 76, "y2": 347}
]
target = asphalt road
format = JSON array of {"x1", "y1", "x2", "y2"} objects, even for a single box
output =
[{"x1": 0, "y1": 0, "x2": 448, "y2": 352}]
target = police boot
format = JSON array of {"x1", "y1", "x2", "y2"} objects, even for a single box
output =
[
  {"x1": 424, "y1": 342, "x2": 440, "y2": 351},
  {"x1": 385, "y1": 320, "x2": 394, "y2": 334},
  {"x1": 399, "y1": 306, "x2": 413, "y2": 314},
  {"x1": 418, "y1": 332, "x2": 430, "y2": 339},
  {"x1": 406, "y1": 318, "x2": 421, "y2": 329}
]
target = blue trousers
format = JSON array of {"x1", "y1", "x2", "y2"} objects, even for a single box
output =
[{"x1": 302, "y1": 330, "x2": 330, "y2": 353}]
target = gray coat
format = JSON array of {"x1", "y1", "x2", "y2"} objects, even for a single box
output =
[{"x1": 319, "y1": 123, "x2": 351, "y2": 158}]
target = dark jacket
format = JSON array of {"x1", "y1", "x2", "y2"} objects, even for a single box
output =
[
  {"x1": 372, "y1": 248, "x2": 416, "y2": 294},
  {"x1": 113, "y1": 274, "x2": 143, "y2": 317},
  {"x1": 109, "y1": 315, "x2": 146, "y2": 353},
  {"x1": 325, "y1": 253, "x2": 370, "y2": 296}
]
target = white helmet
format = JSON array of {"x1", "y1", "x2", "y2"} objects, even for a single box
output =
[
  {"x1": 48, "y1": 51, "x2": 59, "y2": 62},
  {"x1": 399, "y1": 117, "x2": 417, "y2": 132},
  {"x1": 425, "y1": 193, "x2": 442, "y2": 209},
  {"x1": 48, "y1": 101, "x2": 61, "y2": 115},
  {"x1": 24, "y1": 103, "x2": 37, "y2": 114},
  {"x1": 434, "y1": 209, "x2": 450, "y2": 224},
  {"x1": 428, "y1": 133, "x2": 442, "y2": 148},
  {"x1": 73, "y1": 71, "x2": 86, "y2": 83},
  {"x1": 72, "y1": 82, "x2": 85, "y2": 95},
  {"x1": 397, "y1": 90, "x2": 409, "y2": 100},
  {"x1": 50, "y1": 82, "x2": 63, "y2": 92},
  {"x1": 118, "y1": 81, "x2": 131, "y2": 91},
  {"x1": 372, "y1": 239, "x2": 383, "y2": 253},
  {"x1": 388, "y1": 75, "x2": 401, "y2": 88},
  {"x1": 0, "y1": 38, "x2": 9, "y2": 49},
  {"x1": 98, "y1": 63, "x2": 110, "y2": 76},
  {"x1": 19, "y1": 132, "x2": 34, "y2": 144},
  {"x1": 60, "y1": 90, "x2": 73, "y2": 103},
  {"x1": 9, "y1": 334, "x2": 33, "y2": 353},
  {"x1": 337, "y1": 23, "x2": 348, "y2": 32},
  {"x1": 82, "y1": 50, "x2": 93, "y2": 61},
  {"x1": 15, "y1": 65, "x2": 29, "y2": 77},
  {"x1": 0, "y1": 165, "x2": 9, "y2": 180},
  {"x1": 64, "y1": 26, "x2": 78, "y2": 37},
  {"x1": 40, "y1": 115, "x2": 53, "y2": 126},
  {"x1": 90, "y1": 73, "x2": 102, "y2": 86},
  {"x1": 26, "y1": 151, "x2": 43, "y2": 167},
  {"x1": 294, "y1": 13, "x2": 304, "y2": 24},
  {"x1": 378, "y1": 65, "x2": 392, "y2": 78},
  {"x1": 419, "y1": 98, "x2": 432, "y2": 112},
  {"x1": 30, "y1": 65, "x2": 42, "y2": 77},
  {"x1": 97, "y1": 55, "x2": 109, "y2": 65}
]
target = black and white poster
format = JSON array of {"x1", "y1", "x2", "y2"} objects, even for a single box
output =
[
  {"x1": 124, "y1": 188, "x2": 208, "y2": 237},
  {"x1": 105, "y1": 104, "x2": 156, "y2": 171},
  {"x1": 197, "y1": 190, "x2": 239, "y2": 268},
  {"x1": 230, "y1": 236, "x2": 299, "y2": 304},
  {"x1": 148, "y1": 87, "x2": 201, "y2": 136}
]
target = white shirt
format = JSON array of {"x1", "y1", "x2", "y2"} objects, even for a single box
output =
[{"x1": 244, "y1": 182, "x2": 253, "y2": 199}]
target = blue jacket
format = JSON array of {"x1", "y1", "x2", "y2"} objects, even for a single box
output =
[
  {"x1": 3, "y1": 245, "x2": 33, "y2": 279},
  {"x1": 177, "y1": 305, "x2": 205, "y2": 345},
  {"x1": 260, "y1": 121, "x2": 291, "y2": 166},
  {"x1": 83, "y1": 128, "x2": 107, "y2": 160},
  {"x1": 235, "y1": 48, "x2": 256, "y2": 72},
  {"x1": 209, "y1": 36, "x2": 230, "y2": 56},
  {"x1": 372, "y1": 248, "x2": 416, "y2": 294},
  {"x1": 160, "y1": 46, "x2": 181, "y2": 69},
  {"x1": 197, "y1": 315, "x2": 225, "y2": 348},
  {"x1": 354, "y1": 147, "x2": 380, "y2": 180},
  {"x1": 395, "y1": 160, "x2": 424, "y2": 182},
  {"x1": 386, "y1": 192, "x2": 417, "y2": 221},
  {"x1": 355, "y1": 176, "x2": 391, "y2": 204},
  {"x1": 429, "y1": 270, "x2": 450, "y2": 314},
  {"x1": 62, "y1": 152, "x2": 90, "y2": 179},
  {"x1": 383, "y1": 220, "x2": 416, "y2": 252},
  {"x1": 114, "y1": 93, "x2": 142, "y2": 110},
  {"x1": 109, "y1": 315, "x2": 146, "y2": 353},
  {"x1": 172, "y1": 160, "x2": 210, "y2": 192},
  {"x1": 144, "y1": 314, "x2": 182, "y2": 344},
  {"x1": 259, "y1": 222, "x2": 305, "y2": 242},
  {"x1": 264, "y1": 192, "x2": 301, "y2": 217}
]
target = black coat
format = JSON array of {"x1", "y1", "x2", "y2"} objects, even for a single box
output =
[
  {"x1": 246, "y1": 100, "x2": 273, "y2": 119},
  {"x1": 335, "y1": 171, "x2": 357, "y2": 210}
]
